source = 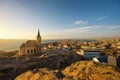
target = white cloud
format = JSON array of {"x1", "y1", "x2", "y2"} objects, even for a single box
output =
[
  {"x1": 64, "y1": 25, "x2": 102, "y2": 33},
  {"x1": 64, "y1": 28, "x2": 88, "y2": 33},
  {"x1": 107, "y1": 25, "x2": 120, "y2": 29},
  {"x1": 74, "y1": 20, "x2": 88, "y2": 25},
  {"x1": 97, "y1": 16, "x2": 107, "y2": 21}
]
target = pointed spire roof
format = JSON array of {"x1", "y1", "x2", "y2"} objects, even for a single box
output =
[{"x1": 37, "y1": 29, "x2": 40, "y2": 37}]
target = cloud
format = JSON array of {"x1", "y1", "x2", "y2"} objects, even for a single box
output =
[
  {"x1": 64, "y1": 25, "x2": 102, "y2": 33},
  {"x1": 97, "y1": 16, "x2": 107, "y2": 21},
  {"x1": 64, "y1": 28, "x2": 88, "y2": 33},
  {"x1": 107, "y1": 25, "x2": 120, "y2": 29},
  {"x1": 74, "y1": 20, "x2": 88, "y2": 25}
]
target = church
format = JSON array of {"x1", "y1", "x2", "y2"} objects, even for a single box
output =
[{"x1": 19, "y1": 30, "x2": 41, "y2": 56}]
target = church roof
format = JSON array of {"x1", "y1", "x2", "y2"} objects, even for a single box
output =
[
  {"x1": 20, "y1": 43, "x2": 25, "y2": 48},
  {"x1": 25, "y1": 40, "x2": 38, "y2": 47}
]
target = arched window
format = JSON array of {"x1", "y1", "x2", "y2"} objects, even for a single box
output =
[
  {"x1": 34, "y1": 49, "x2": 36, "y2": 53},
  {"x1": 27, "y1": 50, "x2": 29, "y2": 53},
  {"x1": 31, "y1": 49, "x2": 33, "y2": 53}
]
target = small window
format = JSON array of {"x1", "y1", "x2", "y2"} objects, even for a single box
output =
[
  {"x1": 34, "y1": 49, "x2": 36, "y2": 52},
  {"x1": 31, "y1": 49, "x2": 33, "y2": 53}
]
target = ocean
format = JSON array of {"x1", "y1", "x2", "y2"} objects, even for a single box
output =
[{"x1": 0, "y1": 39, "x2": 58, "y2": 51}]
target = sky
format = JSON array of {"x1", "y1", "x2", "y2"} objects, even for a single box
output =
[{"x1": 0, "y1": 0, "x2": 120, "y2": 39}]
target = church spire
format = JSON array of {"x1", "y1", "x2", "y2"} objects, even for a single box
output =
[
  {"x1": 37, "y1": 29, "x2": 40, "y2": 37},
  {"x1": 37, "y1": 29, "x2": 41, "y2": 44}
]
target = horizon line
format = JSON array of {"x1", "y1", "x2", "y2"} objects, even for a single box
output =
[{"x1": 0, "y1": 37, "x2": 120, "y2": 40}]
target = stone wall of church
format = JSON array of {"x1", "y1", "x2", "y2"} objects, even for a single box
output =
[{"x1": 25, "y1": 47, "x2": 37, "y2": 55}]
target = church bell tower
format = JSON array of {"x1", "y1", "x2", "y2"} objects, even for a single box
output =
[{"x1": 37, "y1": 30, "x2": 41, "y2": 44}]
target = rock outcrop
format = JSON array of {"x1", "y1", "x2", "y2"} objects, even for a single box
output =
[
  {"x1": 15, "y1": 61, "x2": 120, "y2": 80},
  {"x1": 63, "y1": 61, "x2": 120, "y2": 80}
]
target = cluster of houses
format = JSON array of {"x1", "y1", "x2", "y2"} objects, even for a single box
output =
[
  {"x1": 41, "y1": 38, "x2": 120, "y2": 51},
  {"x1": 18, "y1": 30, "x2": 120, "y2": 68}
]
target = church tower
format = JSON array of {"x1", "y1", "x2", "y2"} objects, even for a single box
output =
[{"x1": 37, "y1": 30, "x2": 41, "y2": 44}]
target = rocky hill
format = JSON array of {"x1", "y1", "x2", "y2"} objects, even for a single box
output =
[{"x1": 15, "y1": 61, "x2": 120, "y2": 80}]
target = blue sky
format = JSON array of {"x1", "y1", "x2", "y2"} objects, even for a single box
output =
[{"x1": 0, "y1": 0, "x2": 120, "y2": 39}]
